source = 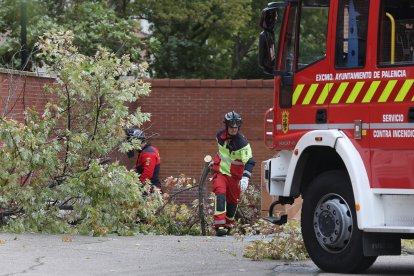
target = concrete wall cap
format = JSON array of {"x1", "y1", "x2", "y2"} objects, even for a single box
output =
[{"x1": 148, "y1": 78, "x2": 273, "y2": 88}]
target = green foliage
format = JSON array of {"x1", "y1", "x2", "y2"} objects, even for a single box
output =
[
  {"x1": 0, "y1": 0, "x2": 58, "y2": 69},
  {"x1": 65, "y1": 2, "x2": 143, "y2": 62},
  {"x1": 135, "y1": 0, "x2": 270, "y2": 78},
  {"x1": 146, "y1": 203, "x2": 205, "y2": 236},
  {"x1": 244, "y1": 221, "x2": 309, "y2": 261},
  {"x1": 402, "y1": 239, "x2": 414, "y2": 255},
  {"x1": 145, "y1": 175, "x2": 214, "y2": 236},
  {"x1": 298, "y1": 8, "x2": 329, "y2": 65},
  {"x1": 0, "y1": 0, "x2": 333, "y2": 78},
  {"x1": 237, "y1": 183, "x2": 309, "y2": 261},
  {"x1": 0, "y1": 0, "x2": 143, "y2": 69},
  {"x1": 0, "y1": 30, "x2": 155, "y2": 236},
  {"x1": 237, "y1": 183, "x2": 262, "y2": 226},
  {"x1": 233, "y1": 51, "x2": 274, "y2": 79},
  {"x1": 0, "y1": 0, "x2": 280, "y2": 78},
  {"x1": 58, "y1": 161, "x2": 163, "y2": 236}
]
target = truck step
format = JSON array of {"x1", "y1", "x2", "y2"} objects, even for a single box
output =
[
  {"x1": 264, "y1": 214, "x2": 288, "y2": 225},
  {"x1": 271, "y1": 175, "x2": 286, "y2": 182}
]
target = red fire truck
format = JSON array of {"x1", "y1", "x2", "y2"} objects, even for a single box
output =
[{"x1": 259, "y1": 0, "x2": 414, "y2": 273}]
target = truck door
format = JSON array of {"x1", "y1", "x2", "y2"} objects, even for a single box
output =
[
  {"x1": 370, "y1": 0, "x2": 414, "y2": 190},
  {"x1": 276, "y1": 1, "x2": 331, "y2": 149},
  {"x1": 328, "y1": 0, "x2": 371, "y2": 172}
]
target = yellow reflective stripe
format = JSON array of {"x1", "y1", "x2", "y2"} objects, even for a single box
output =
[
  {"x1": 317, "y1": 83, "x2": 333, "y2": 104},
  {"x1": 219, "y1": 152, "x2": 243, "y2": 165},
  {"x1": 331, "y1": 82, "x2": 349, "y2": 104},
  {"x1": 378, "y1": 80, "x2": 397, "y2": 103},
  {"x1": 362, "y1": 81, "x2": 381, "y2": 103},
  {"x1": 396, "y1": 79, "x2": 414, "y2": 102},
  {"x1": 295, "y1": 79, "x2": 413, "y2": 104},
  {"x1": 217, "y1": 145, "x2": 231, "y2": 175},
  {"x1": 303, "y1": 84, "x2": 318, "y2": 105},
  {"x1": 346, "y1": 82, "x2": 364, "y2": 103},
  {"x1": 226, "y1": 204, "x2": 238, "y2": 221},
  {"x1": 293, "y1": 84, "x2": 305, "y2": 105}
]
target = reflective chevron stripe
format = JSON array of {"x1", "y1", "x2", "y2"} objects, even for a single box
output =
[{"x1": 292, "y1": 79, "x2": 414, "y2": 105}]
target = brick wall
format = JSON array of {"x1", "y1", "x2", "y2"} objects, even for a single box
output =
[
  {"x1": 0, "y1": 71, "x2": 278, "y2": 204},
  {"x1": 115, "y1": 79, "x2": 277, "y2": 202},
  {"x1": 0, "y1": 69, "x2": 54, "y2": 120}
]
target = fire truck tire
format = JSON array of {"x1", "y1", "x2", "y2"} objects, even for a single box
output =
[{"x1": 301, "y1": 170, "x2": 377, "y2": 273}]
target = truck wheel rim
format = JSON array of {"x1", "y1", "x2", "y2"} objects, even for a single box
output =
[{"x1": 313, "y1": 193, "x2": 353, "y2": 253}]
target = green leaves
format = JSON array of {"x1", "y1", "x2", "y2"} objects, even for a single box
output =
[
  {"x1": 243, "y1": 221, "x2": 309, "y2": 261},
  {"x1": 135, "y1": 0, "x2": 269, "y2": 78},
  {"x1": 0, "y1": 31, "x2": 156, "y2": 235},
  {"x1": 0, "y1": 1, "x2": 143, "y2": 69},
  {"x1": 0, "y1": 0, "x2": 273, "y2": 78}
]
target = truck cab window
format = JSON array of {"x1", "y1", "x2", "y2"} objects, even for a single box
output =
[
  {"x1": 280, "y1": 7, "x2": 298, "y2": 75},
  {"x1": 279, "y1": 4, "x2": 299, "y2": 108},
  {"x1": 335, "y1": 0, "x2": 369, "y2": 68},
  {"x1": 378, "y1": 0, "x2": 414, "y2": 66},
  {"x1": 297, "y1": 2, "x2": 329, "y2": 70}
]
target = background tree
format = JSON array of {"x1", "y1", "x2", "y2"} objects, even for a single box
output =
[
  {"x1": 0, "y1": 0, "x2": 56, "y2": 69},
  {"x1": 132, "y1": 0, "x2": 271, "y2": 79},
  {"x1": 1, "y1": 0, "x2": 332, "y2": 79},
  {"x1": 0, "y1": 0, "x2": 143, "y2": 70},
  {"x1": 0, "y1": 0, "x2": 274, "y2": 78}
]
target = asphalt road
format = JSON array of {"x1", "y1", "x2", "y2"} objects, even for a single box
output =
[{"x1": 0, "y1": 233, "x2": 413, "y2": 276}]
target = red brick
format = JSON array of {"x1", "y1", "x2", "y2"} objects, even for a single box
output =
[
  {"x1": 200, "y1": 79, "x2": 216, "y2": 87},
  {"x1": 246, "y1": 79, "x2": 264, "y2": 87},
  {"x1": 169, "y1": 79, "x2": 186, "y2": 87},
  {"x1": 184, "y1": 79, "x2": 201, "y2": 87},
  {"x1": 149, "y1": 78, "x2": 170, "y2": 87},
  {"x1": 263, "y1": 79, "x2": 274, "y2": 87},
  {"x1": 231, "y1": 79, "x2": 247, "y2": 87},
  {"x1": 216, "y1": 80, "x2": 232, "y2": 87}
]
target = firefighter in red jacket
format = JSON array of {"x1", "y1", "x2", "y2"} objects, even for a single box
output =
[
  {"x1": 127, "y1": 129, "x2": 161, "y2": 193},
  {"x1": 211, "y1": 111, "x2": 255, "y2": 236}
]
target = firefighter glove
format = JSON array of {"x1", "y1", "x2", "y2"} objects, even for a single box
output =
[{"x1": 240, "y1": 176, "x2": 249, "y2": 192}]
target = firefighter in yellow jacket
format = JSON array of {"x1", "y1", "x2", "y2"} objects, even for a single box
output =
[{"x1": 211, "y1": 111, "x2": 255, "y2": 236}]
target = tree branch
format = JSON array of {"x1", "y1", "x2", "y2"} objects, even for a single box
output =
[
  {"x1": 155, "y1": 185, "x2": 199, "y2": 215},
  {"x1": 87, "y1": 80, "x2": 103, "y2": 167},
  {"x1": 62, "y1": 84, "x2": 72, "y2": 175}
]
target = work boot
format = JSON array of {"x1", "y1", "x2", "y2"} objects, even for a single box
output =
[
  {"x1": 225, "y1": 223, "x2": 233, "y2": 235},
  {"x1": 215, "y1": 226, "x2": 228, "y2": 237}
]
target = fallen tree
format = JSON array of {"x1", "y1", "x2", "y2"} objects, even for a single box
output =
[{"x1": 0, "y1": 30, "x2": 159, "y2": 236}]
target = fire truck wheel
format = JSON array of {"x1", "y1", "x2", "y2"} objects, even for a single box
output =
[{"x1": 301, "y1": 170, "x2": 377, "y2": 273}]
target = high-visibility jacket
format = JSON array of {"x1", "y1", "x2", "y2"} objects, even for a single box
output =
[
  {"x1": 136, "y1": 143, "x2": 161, "y2": 188},
  {"x1": 212, "y1": 129, "x2": 255, "y2": 179}
]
